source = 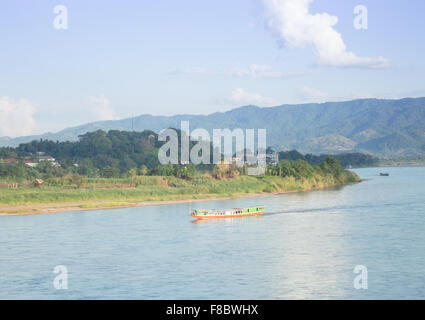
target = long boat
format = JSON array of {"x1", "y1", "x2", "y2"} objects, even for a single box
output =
[{"x1": 191, "y1": 206, "x2": 265, "y2": 219}]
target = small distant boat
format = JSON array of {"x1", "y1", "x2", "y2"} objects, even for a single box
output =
[
  {"x1": 380, "y1": 173, "x2": 390, "y2": 176},
  {"x1": 191, "y1": 206, "x2": 265, "y2": 219}
]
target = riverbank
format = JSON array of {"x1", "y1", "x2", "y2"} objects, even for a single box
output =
[
  {"x1": 377, "y1": 159, "x2": 425, "y2": 167},
  {"x1": 0, "y1": 172, "x2": 360, "y2": 216},
  {"x1": 0, "y1": 192, "x2": 289, "y2": 216}
]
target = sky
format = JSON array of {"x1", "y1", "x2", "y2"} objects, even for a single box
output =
[{"x1": 0, "y1": 0, "x2": 425, "y2": 137}]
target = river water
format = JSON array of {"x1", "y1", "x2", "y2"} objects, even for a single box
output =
[{"x1": 1, "y1": 167, "x2": 424, "y2": 299}]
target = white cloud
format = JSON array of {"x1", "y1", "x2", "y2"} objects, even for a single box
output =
[
  {"x1": 167, "y1": 64, "x2": 303, "y2": 78},
  {"x1": 228, "y1": 64, "x2": 302, "y2": 78},
  {"x1": 262, "y1": 0, "x2": 391, "y2": 68},
  {"x1": 299, "y1": 86, "x2": 328, "y2": 101},
  {"x1": 229, "y1": 88, "x2": 277, "y2": 106},
  {"x1": 335, "y1": 91, "x2": 375, "y2": 101},
  {"x1": 167, "y1": 67, "x2": 210, "y2": 76},
  {"x1": 297, "y1": 88, "x2": 401, "y2": 103},
  {"x1": 89, "y1": 94, "x2": 116, "y2": 121},
  {"x1": 0, "y1": 96, "x2": 36, "y2": 137}
]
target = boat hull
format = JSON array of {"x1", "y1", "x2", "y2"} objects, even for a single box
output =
[
  {"x1": 191, "y1": 207, "x2": 265, "y2": 219},
  {"x1": 191, "y1": 211, "x2": 264, "y2": 219}
]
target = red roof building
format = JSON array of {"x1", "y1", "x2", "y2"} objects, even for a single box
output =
[{"x1": 4, "y1": 158, "x2": 19, "y2": 165}]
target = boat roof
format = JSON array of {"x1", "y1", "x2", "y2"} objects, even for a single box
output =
[{"x1": 194, "y1": 206, "x2": 264, "y2": 210}]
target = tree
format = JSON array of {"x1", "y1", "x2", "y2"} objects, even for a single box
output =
[
  {"x1": 180, "y1": 164, "x2": 197, "y2": 180},
  {"x1": 320, "y1": 157, "x2": 344, "y2": 176},
  {"x1": 101, "y1": 167, "x2": 120, "y2": 178},
  {"x1": 127, "y1": 168, "x2": 138, "y2": 179},
  {"x1": 77, "y1": 159, "x2": 97, "y2": 177},
  {"x1": 71, "y1": 174, "x2": 84, "y2": 188},
  {"x1": 138, "y1": 165, "x2": 148, "y2": 176}
]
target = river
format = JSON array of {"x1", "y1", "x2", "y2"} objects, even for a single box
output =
[{"x1": 1, "y1": 167, "x2": 424, "y2": 299}]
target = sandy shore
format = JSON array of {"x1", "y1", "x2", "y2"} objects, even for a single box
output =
[
  {"x1": 0, "y1": 192, "x2": 285, "y2": 216},
  {"x1": 0, "y1": 180, "x2": 362, "y2": 217}
]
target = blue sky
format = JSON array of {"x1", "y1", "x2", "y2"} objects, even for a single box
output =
[{"x1": 0, "y1": 0, "x2": 424, "y2": 136}]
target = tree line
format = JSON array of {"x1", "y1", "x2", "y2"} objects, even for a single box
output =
[
  {"x1": 276, "y1": 149, "x2": 379, "y2": 167},
  {"x1": 0, "y1": 129, "x2": 367, "y2": 181}
]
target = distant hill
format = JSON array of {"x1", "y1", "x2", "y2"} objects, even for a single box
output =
[{"x1": 2, "y1": 97, "x2": 425, "y2": 158}]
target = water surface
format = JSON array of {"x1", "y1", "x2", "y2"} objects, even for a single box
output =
[{"x1": 1, "y1": 167, "x2": 424, "y2": 299}]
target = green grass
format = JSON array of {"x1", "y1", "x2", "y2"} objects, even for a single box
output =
[
  {"x1": 0, "y1": 171, "x2": 360, "y2": 207},
  {"x1": 378, "y1": 159, "x2": 425, "y2": 167},
  {"x1": 78, "y1": 202, "x2": 132, "y2": 209}
]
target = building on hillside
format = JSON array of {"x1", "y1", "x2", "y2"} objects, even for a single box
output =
[
  {"x1": 1, "y1": 155, "x2": 60, "y2": 168},
  {"x1": 37, "y1": 155, "x2": 55, "y2": 162},
  {"x1": 1, "y1": 158, "x2": 19, "y2": 166},
  {"x1": 23, "y1": 160, "x2": 39, "y2": 168},
  {"x1": 266, "y1": 152, "x2": 279, "y2": 166},
  {"x1": 231, "y1": 156, "x2": 244, "y2": 166},
  {"x1": 37, "y1": 155, "x2": 60, "y2": 167}
]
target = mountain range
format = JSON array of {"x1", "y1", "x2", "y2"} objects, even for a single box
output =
[{"x1": 1, "y1": 97, "x2": 425, "y2": 158}]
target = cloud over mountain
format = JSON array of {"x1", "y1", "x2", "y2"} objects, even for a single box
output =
[
  {"x1": 262, "y1": 0, "x2": 390, "y2": 68},
  {"x1": 89, "y1": 94, "x2": 116, "y2": 121},
  {"x1": 0, "y1": 96, "x2": 36, "y2": 137},
  {"x1": 229, "y1": 88, "x2": 277, "y2": 106}
]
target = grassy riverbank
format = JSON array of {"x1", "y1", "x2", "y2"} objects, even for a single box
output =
[
  {"x1": 0, "y1": 170, "x2": 360, "y2": 215},
  {"x1": 377, "y1": 159, "x2": 425, "y2": 167}
]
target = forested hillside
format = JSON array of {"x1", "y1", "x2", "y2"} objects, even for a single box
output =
[{"x1": 2, "y1": 98, "x2": 425, "y2": 158}]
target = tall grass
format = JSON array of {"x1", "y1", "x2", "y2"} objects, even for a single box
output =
[{"x1": 0, "y1": 170, "x2": 360, "y2": 207}]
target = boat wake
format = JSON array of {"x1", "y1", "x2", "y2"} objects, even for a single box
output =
[{"x1": 264, "y1": 201, "x2": 421, "y2": 216}]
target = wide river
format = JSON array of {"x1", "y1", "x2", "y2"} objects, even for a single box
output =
[{"x1": 1, "y1": 167, "x2": 424, "y2": 299}]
